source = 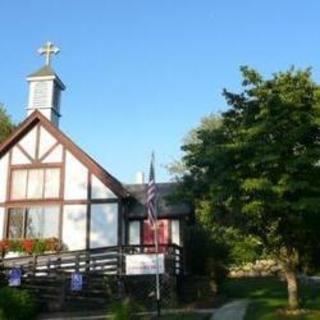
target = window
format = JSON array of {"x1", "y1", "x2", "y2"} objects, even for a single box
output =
[
  {"x1": 11, "y1": 168, "x2": 60, "y2": 200},
  {"x1": 129, "y1": 221, "x2": 141, "y2": 245},
  {"x1": 7, "y1": 206, "x2": 60, "y2": 239},
  {"x1": 143, "y1": 220, "x2": 169, "y2": 245}
]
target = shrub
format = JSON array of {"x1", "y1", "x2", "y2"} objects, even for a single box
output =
[
  {"x1": 0, "y1": 287, "x2": 38, "y2": 320},
  {"x1": 110, "y1": 298, "x2": 149, "y2": 320},
  {"x1": 184, "y1": 224, "x2": 230, "y2": 285}
]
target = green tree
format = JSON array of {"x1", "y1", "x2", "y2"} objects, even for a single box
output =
[
  {"x1": 178, "y1": 67, "x2": 320, "y2": 310},
  {"x1": 0, "y1": 104, "x2": 14, "y2": 143}
]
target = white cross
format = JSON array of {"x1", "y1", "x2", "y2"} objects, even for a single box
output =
[{"x1": 38, "y1": 41, "x2": 60, "y2": 66}]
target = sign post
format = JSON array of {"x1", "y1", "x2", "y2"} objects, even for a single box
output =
[
  {"x1": 9, "y1": 267, "x2": 22, "y2": 287},
  {"x1": 71, "y1": 272, "x2": 83, "y2": 291}
]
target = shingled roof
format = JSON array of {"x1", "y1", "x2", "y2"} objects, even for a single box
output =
[{"x1": 126, "y1": 182, "x2": 192, "y2": 219}]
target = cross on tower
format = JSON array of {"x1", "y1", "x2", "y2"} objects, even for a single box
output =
[{"x1": 38, "y1": 41, "x2": 60, "y2": 66}]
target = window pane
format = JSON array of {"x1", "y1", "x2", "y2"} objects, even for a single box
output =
[
  {"x1": 26, "y1": 206, "x2": 59, "y2": 238},
  {"x1": 44, "y1": 168, "x2": 60, "y2": 198},
  {"x1": 129, "y1": 221, "x2": 140, "y2": 245},
  {"x1": 8, "y1": 208, "x2": 24, "y2": 239},
  {"x1": 11, "y1": 170, "x2": 27, "y2": 200},
  {"x1": 27, "y1": 169, "x2": 44, "y2": 199}
]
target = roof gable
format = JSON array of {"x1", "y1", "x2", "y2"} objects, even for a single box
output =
[{"x1": 0, "y1": 111, "x2": 130, "y2": 198}]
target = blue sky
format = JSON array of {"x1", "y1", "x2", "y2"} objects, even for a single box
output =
[{"x1": 0, "y1": 1, "x2": 319, "y2": 182}]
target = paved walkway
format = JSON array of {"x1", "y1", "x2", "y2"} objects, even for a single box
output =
[
  {"x1": 211, "y1": 299, "x2": 250, "y2": 320},
  {"x1": 39, "y1": 308, "x2": 215, "y2": 319}
]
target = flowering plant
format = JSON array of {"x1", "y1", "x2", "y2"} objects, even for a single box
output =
[{"x1": 0, "y1": 238, "x2": 61, "y2": 255}]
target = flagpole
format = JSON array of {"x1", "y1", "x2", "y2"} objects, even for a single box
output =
[
  {"x1": 154, "y1": 213, "x2": 161, "y2": 317},
  {"x1": 147, "y1": 152, "x2": 161, "y2": 317}
]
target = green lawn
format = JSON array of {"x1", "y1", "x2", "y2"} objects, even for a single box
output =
[
  {"x1": 220, "y1": 277, "x2": 320, "y2": 320},
  {"x1": 156, "y1": 314, "x2": 210, "y2": 320}
]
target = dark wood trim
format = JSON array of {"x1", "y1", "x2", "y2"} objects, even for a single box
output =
[
  {"x1": 3, "y1": 151, "x2": 12, "y2": 240},
  {"x1": 59, "y1": 147, "x2": 66, "y2": 199},
  {"x1": 123, "y1": 200, "x2": 129, "y2": 245},
  {"x1": 6, "y1": 151, "x2": 13, "y2": 203},
  {"x1": 16, "y1": 144, "x2": 34, "y2": 163},
  {"x1": 86, "y1": 172, "x2": 92, "y2": 250},
  {"x1": 58, "y1": 204, "x2": 63, "y2": 246},
  {"x1": 0, "y1": 110, "x2": 130, "y2": 199},
  {"x1": 38, "y1": 141, "x2": 60, "y2": 162},
  {"x1": 117, "y1": 200, "x2": 122, "y2": 246},
  {"x1": 0, "y1": 198, "x2": 119, "y2": 207},
  {"x1": 11, "y1": 162, "x2": 62, "y2": 170},
  {"x1": 168, "y1": 219, "x2": 173, "y2": 244},
  {"x1": 127, "y1": 213, "x2": 189, "y2": 220},
  {"x1": 35, "y1": 123, "x2": 40, "y2": 160},
  {"x1": 0, "y1": 113, "x2": 40, "y2": 158},
  {"x1": 35, "y1": 112, "x2": 129, "y2": 198}
]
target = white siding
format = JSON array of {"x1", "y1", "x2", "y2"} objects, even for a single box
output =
[
  {"x1": 39, "y1": 126, "x2": 57, "y2": 158},
  {"x1": 90, "y1": 203, "x2": 118, "y2": 248},
  {"x1": 171, "y1": 220, "x2": 181, "y2": 246},
  {"x1": 91, "y1": 175, "x2": 117, "y2": 199},
  {"x1": 129, "y1": 221, "x2": 140, "y2": 245},
  {"x1": 64, "y1": 151, "x2": 88, "y2": 200},
  {"x1": 19, "y1": 126, "x2": 37, "y2": 159},
  {"x1": 0, "y1": 207, "x2": 4, "y2": 239},
  {"x1": 0, "y1": 154, "x2": 9, "y2": 202},
  {"x1": 11, "y1": 147, "x2": 31, "y2": 165},
  {"x1": 62, "y1": 205, "x2": 87, "y2": 251},
  {"x1": 42, "y1": 144, "x2": 63, "y2": 163}
]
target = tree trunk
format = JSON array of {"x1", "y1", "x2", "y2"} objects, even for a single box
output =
[
  {"x1": 278, "y1": 247, "x2": 300, "y2": 310},
  {"x1": 284, "y1": 267, "x2": 299, "y2": 310}
]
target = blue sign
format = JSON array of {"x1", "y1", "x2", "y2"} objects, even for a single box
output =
[
  {"x1": 71, "y1": 272, "x2": 83, "y2": 291},
  {"x1": 9, "y1": 267, "x2": 22, "y2": 287}
]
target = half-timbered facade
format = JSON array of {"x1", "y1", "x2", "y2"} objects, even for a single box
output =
[{"x1": 0, "y1": 44, "x2": 192, "y2": 260}]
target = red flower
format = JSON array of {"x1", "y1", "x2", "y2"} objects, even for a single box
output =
[
  {"x1": 22, "y1": 239, "x2": 36, "y2": 254},
  {"x1": 0, "y1": 240, "x2": 10, "y2": 253}
]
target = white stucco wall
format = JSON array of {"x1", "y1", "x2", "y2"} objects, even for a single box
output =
[
  {"x1": 42, "y1": 144, "x2": 63, "y2": 163},
  {"x1": 0, "y1": 154, "x2": 9, "y2": 202},
  {"x1": 39, "y1": 126, "x2": 57, "y2": 158},
  {"x1": 64, "y1": 151, "x2": 88, "y2": 200},
  {"x1": 91, "y1": 175, "x2": 117, "y2": 199},
  {"x1": 11, "y1": 147, "x2": 31, "y2": 165},
  {"x1": 90, "y1": 203, "x2": 118, "y2": 248},
  {"x1": 62, "y1": 205, "x2": 87, "y2": 250},
  {"x1": 19, "y1": 126, "x2": 37, "y2": 159}
]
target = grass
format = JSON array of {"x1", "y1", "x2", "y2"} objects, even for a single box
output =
[
  {"x1": 220, "y1": 277, "x2": 320, "y2": 320},
  {"x1": 157, "y1": 314, "x2": 210, "y2": 320}
]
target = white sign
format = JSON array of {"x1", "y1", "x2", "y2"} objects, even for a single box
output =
[{"x1": 126, "y1": 254, "x2": 165, "y2": 275}]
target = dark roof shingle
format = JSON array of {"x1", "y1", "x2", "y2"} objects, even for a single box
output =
[{"x1": 126, "y1": 182, "x2": 192, "y2": 219}]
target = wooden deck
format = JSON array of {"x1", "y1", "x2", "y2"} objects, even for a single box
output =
[
  {"x1": 0, "y1": 244, "x2": 183, "y2": 276},
  {"x1": 0, "y1": 245, "x2": 183, "y2": 311}
]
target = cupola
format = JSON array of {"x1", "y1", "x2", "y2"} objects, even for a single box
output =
[{"x1": 26, "y1": 41, "x2": 65, "y2": 127}]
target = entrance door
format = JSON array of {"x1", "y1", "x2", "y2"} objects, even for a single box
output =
[{"x1": 143, "y1": 219, "x2": 169, "y2": 252}]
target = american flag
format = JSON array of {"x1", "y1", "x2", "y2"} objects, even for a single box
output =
[{"x1": 147, "y1": 152, "x2": 157, "y2": 226}]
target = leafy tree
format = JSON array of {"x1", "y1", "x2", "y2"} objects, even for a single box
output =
[
  {"x1": 0, "y1": 104, "x2": 14, "y2": 143},
  {"x1": 167, "y1": 114, "x2": 221, "y2": 178},
  {"x1": 178, "y1": 67, "x2": 320, "y2": 310}
]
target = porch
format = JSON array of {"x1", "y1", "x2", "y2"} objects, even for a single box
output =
[
  {"x1": 0, "y1": 244, "x2": 183, "y2": 311},
  {"x1": 0, "y1": 244, "x2": 183, "y2": 277}
]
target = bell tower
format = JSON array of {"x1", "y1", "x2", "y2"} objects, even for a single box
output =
[{"x1": 26, "y1": 41, "x2": 66, "y2": 127}]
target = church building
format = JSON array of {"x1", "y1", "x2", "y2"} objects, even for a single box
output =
[{"x1": 0, "y1": 42, "x2": 191, "y2": 261}]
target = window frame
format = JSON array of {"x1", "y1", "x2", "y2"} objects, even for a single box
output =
[
  {"x1": 9, "y1": 165, "x2": 62, "y2": 201},
  {"x1": 6, "y1": 205, "x2": 61, "y2": 240}
]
